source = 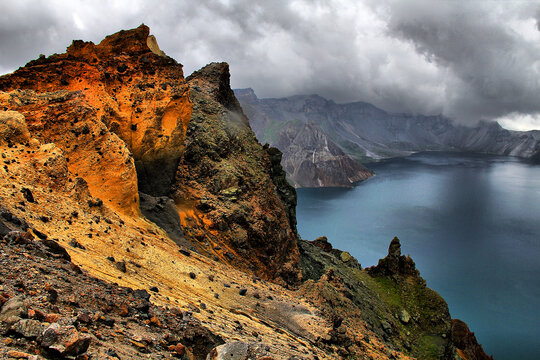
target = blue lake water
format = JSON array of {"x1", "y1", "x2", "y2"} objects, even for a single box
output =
[{"x1": 296, "y1": 152, "x2": 540, "y2": 360}]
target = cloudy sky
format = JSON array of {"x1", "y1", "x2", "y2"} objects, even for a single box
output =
[{"x1": 1, "y1": 0, "x2": 540, "y2": 130}]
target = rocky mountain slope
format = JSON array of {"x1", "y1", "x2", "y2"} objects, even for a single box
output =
[
  {"x1": 235, "y1": 89, "x2": 373, "y2": 188},
  {"x1": 0, "y1": 25, "x2": 300, "y2": 285},
  {"x1": 235, "y1": 88, "x2": 540, "y2": 183},
  {"x1": 0, "y1": 26, "x2": 490, "y2": 359}
]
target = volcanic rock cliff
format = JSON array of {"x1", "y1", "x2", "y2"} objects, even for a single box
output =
[
  {"x1": 0, "y1": 26, "x2": 490, "y2": 359},
  {"x1": 0, "y1": 25, "x2": 300, "y2": 285}
]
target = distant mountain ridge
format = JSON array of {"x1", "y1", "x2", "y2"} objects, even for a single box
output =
[{"x1": 235, "y1": 88, "x2": 540, "y2": 185}]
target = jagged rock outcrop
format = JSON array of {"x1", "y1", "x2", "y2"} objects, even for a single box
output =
[
  {"x1": 236, "y1": 88, "x2": 540, "y2": 171},
  {"x1": 0, "y1": 26, "x2": 301, "y2": 285},
  {"x1": 364, "y1": 237, "x2": 456, "y2": 359},
  {"x1": 451, "y1": 319, "x2": 493, "y2": 360},
  {"x1": 0, "y1": 24, "x2": 192, "y2": 198},
  {"x1": 235, "y1": 88, "x2": 373, "y2": 187},
  {"x1": 173, "y1": 62, "x2": 301, "y2": 284},
  {"x1": 265, "y1": 146, "x2": 298, "y2": 237},
  {"x1": 367, "y1": 237, "x2": 420, "y2": 278}
]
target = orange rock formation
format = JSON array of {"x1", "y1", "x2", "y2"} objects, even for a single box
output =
[{"x1": 0, "y1": 24, "x2": 299, "y2": 284}]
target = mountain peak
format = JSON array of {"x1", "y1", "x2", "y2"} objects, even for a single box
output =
[
  {"x1": 188, "y1": 62, "x2": 242, "y2": 112},
  {"x1": 65, "y1": 24, "x2": 167, "y2": 58}
]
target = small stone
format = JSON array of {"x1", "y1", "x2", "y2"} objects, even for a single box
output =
[
  {"x1": 21, "y1": 188, "x2": 34, "y2": 203},
  {"x1": 69, "y1": 239, "x2": 86, "y2": 250},
  {"x1": 399, "y1": 309, "x2": 411, "y2": 324},
  {"x1": 239, "y1": 289, "x2": 247, "y2": 296},
  {"x1": 119, "y1": 303, "x2": 129, "y2": 317},
  {"x1": 134, "y1": 289, "x2": 151, "y2": 301},
  {"x1": 106, "y1": 349, "x2": 120, "y2": 358},
  {"x1": 340, "y1": 251, "x2": 353, "y2": 263},
  {"x1": 45, "y1": 313, "x2": 61, "y2": 323},
  {"x1": 41, "y1": 323, "x2": 59, "y2": 347},
  {"x1": 172, "y1": 343, "x2": 186, "y2": 356},
  {"x1": 77, "y1": 312, "x2": 92, "y2": 324},
  {"x1": 47, "y1": 289, "x2": 58, "y2": 304},
  {"x1": 149, "y1": 315, "x2": 161, "y2": 327},
  {"x1": 68, "y1": 294, "x2": 78, "y2": 305},
  {"x1": 11, "y1": 319, "x2": 44, "y2": 338},
  {"x1": 87, "y1": 198, "x2": 103, "y2": 207},
  {"x1": 32, "y1": 228, "x2": 47, "y2": 240},
  {"x1": 189, "y1": 272, "x2": 196, "y2": 279},
  {"x1": 207, "y1": 342, "x2": 271, "y2": 360},
  {"x1": 381, "y1": 320, "x2": 392, "y2": 334},
  {"x1": 63, "y1": 331, "x2": 92, "y2": 356},
  {"x1": 115, "y1": 261, "x2": 127, "y2": 273},
  {"x1": 149, "y1": 286, "x2": 159, "y2": 293}
]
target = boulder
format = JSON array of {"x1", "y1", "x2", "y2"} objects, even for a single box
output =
[
  {"x1": 42, "y1": 324, "x2": 91, "y2": 357},
  {"x1": 0, "y1": 111, "x2": 30, "y2": 145},
  {"x1": 206, "y1": 342, "x2": 271, "y2": 360},
  {"x1": 0, "y1": 296, "x2": 27, "y2": 324},
  {"x1": 399, "y1": 309, "x2": 411, "y2": 324},
  {"x1": 11, "y1": 319, "x2": 44, "y2": 338}
]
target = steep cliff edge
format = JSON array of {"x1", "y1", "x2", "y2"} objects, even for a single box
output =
[
  {"x1": 0, "y1": 25, "x2": 300, "y2": 285},
  {"x1": 236, "y1": 88, "x2": 373, "y2": 188},
  {"x1": 174, "y1": 62, "x2": 300, "y2": 283}
]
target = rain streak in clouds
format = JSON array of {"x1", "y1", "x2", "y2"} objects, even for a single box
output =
[{"x1": 1, "y1": 0, "x2": 540, "y2": 130}]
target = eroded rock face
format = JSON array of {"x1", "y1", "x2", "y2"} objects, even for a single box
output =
[
  {"x1": 276, "y1": 122, "x2": 373, "y2": 188},
  {"x1": 0, "y1": 24, "x2": 192, "y2": 198},
  {"x1": 265, "y1": 146, "x2": 298, "y2": 237},
  {"x1": 0, "y1": 26, "x2": 301, "y2": 284},
  {"x1": 0, "y1": 90, "x2": 140, "y2": 216},
  {"x1": 451, "y1": 319, "x2": 493, "y2": 360},
  {"x1": 174, "y1": 62, "x2": 301, "y2": 284},
  {"x1": 367, "y1": 237, "x2": 420, "y2": 278}
]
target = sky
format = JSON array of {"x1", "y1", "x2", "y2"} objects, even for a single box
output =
[{"x1": 1, "y1": 0, "x2": 540, "y2": 130}]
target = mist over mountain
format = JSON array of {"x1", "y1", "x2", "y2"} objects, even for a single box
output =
[{"x1": 236, "y1": 88, "x2": 540, "y2": 185}]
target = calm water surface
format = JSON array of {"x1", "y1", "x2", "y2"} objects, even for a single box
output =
[{"x1": 296, "y1": 152, "x2": 540, "y2": 360}]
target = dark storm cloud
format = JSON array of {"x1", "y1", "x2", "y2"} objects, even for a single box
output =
[
  {"x1": 1, "y1": 0, "x2": 539, "y2": 129},
  {"x1": 375, "y1": 0, "x2": 540, "y2": 125}
]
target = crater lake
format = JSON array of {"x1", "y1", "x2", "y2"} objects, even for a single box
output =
[{"x1": 296, "y1": 152, "x2": 540, "y2": 360}]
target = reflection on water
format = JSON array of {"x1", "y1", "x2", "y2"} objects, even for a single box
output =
[{"x1": 296, "y1": 152, "x2": 540, "y2": 360}]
